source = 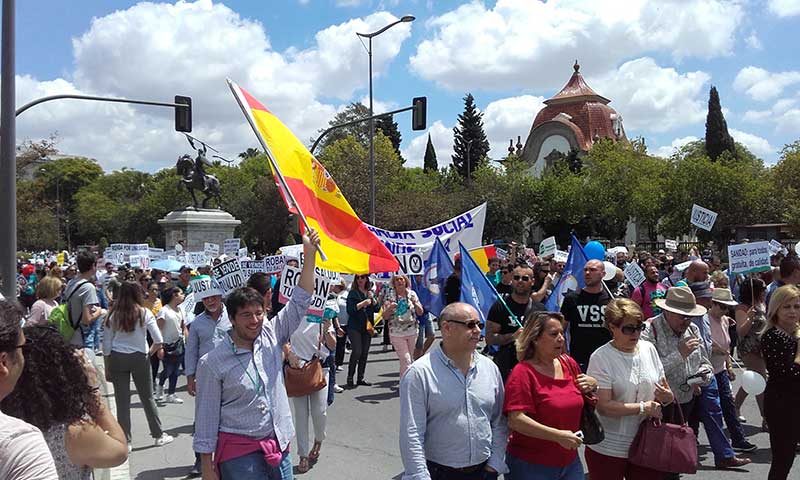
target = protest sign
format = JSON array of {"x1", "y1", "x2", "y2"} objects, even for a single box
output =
[
  {"x1": 728, "y1": 241, "x2": 771, "y2": 275},
  {"x1": 240, "y1": 259, "x2": 267, "y2": 278},
  {"x1": 554, "y1": 250, "x2": 569, "y2": 263},
  {"x1": 211, "y1": 258, "x2": 245, "y2": 295},
  {"x1": 364, "y1": 203, "x2": 486, "y2": 258},
  {"x1": 186, "y1": 252, "x2": 208, "y2": 268},
  {"x1": 768, "y1": 239, "x2": 784, "y2": 255},
  {"x1": 224, "y1": 239, "x2": 241, "y2": 257},
  {"x1": 238, "y1": 247, "x2": 248, "y2": 258},
  {"x1": 129, "y1": 255, "x2": 143, "y2": 268},
  {"x1": 665, "y1": 239, "x2": 678, "y2": 251},
  {"x1": 691, "y1": 204, "x2": 718, "y2": 231},
  {"x1": 148, "y1": 248, "x2": 165, "y2": 260},
  {"x1": 539, "y1": 236, "x2": 557, "y2": 258},
  {"x1": 495, "y1": 247, "x2": 508, "y2": 260},
  {"x1": 204, "y1": 242, "x2": 220, "y2": 258},
  {"x1": 178, "y1": 293, "x2": 196, "y2": 326},
  {"x1": 190, "y1": 275, "x2": 223, "y2": 299},
  {"x1": 277, "y1": 266, "x2": 331, "y2": 317},
  {"x1": 394, "y1": 251, "x2": 425, "y2": 276},
  {"x1": 263, "y1": 255, "x2": 287, "y2": 274},
  {"x1": 624, "y1": 262, "x2": 646, "y2": 289},
  {"x1": 796, "y1": 241, "x2": 800, "y2": 256}
]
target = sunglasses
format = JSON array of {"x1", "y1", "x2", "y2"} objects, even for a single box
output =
[
  {"x1": 619, "y1": 323, "x2": 647, "y2": 335},
  {"x1": 512, "y1": 275, "x2": 531, "y2": 282},
  {"x1": 446, "y1": 319, "x2": 485, "y2": 330}
]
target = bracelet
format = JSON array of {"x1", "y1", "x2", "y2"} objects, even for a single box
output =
[{"x1": 639, "y1": 401, "x2": 645, "y2": 416}]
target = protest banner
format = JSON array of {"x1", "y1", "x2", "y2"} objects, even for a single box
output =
[
  {"x1": 624, "y1": 262, "x2": 646, "y2": 289},
  {"x1": 263, "y1": 255, "x2": 287, "y2": 274},
  {"x1": 240, "y1": 259, "x2": 267, "y2": 278},
  {"x1": 768, "y1": 239, "x2": 784, "y2": 256},
  {"x1": 691, "y1": 204, "x2": 718, "y2": 231},
  {"x1": 554, "y1": 250, "x2": 569, "y2": 263},
  {"x1": 186, "y1": 252, "x2": 208, "y2": 268},
  {"x1": 224, "y1": 239, "x2": 241, "y2": 257},
  {"x1": 277, "y1": 266, "x2": 331, "y2": 317},
  {"x1": 238, "y1": 247, "x2": 248, "y2": 258},
  {"x1": 394, "y1": 251, "x2": 425, "y2": 276},
  {"x1": 665, "y1": 239, "x2": 678, "y2": 251},
  {"x1": 211, "y1": 258, "x2": 245, "y2": 295},
  {"x1": 728, "y1": 241, "x2": 771, "y2": 275},
  {"x1": 364, "y1": 203, "x2": 487, "y2": 258},
  {"x1": 149, "y1": 247, "x2": 165, "y2": 260},
  {"x1": 129, "y1": 255, "x2": 143, "y2": 268},
  {"x1": 204, "y1": 242, "x2": 220, "y2": 258},
  {"x1": 539, "y1": 236, "x2": 557, "y2": 258}
]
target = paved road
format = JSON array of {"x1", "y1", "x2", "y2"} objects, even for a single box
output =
[{"x1": 97, "y1": 336, "x2": 779, "y2": 480}]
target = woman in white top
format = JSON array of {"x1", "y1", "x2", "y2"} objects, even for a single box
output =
[
  {"x1": 155, "y1": 286, "x2": 187, "y2": 404},
  {"x1": 102, "y1": 281, "x2": 173, "y2": 449},
  {"x1": 284, "y1": 315, "x2": 337, "y2": 473},
  {"x1": 25, "y1": 276, "x2": 62, "y2": 326},
  {"x1": 586, "y1": 298, "x2": 675, "y2": 480}
]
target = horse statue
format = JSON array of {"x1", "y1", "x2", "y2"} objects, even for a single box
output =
[{"x1": 176, "y1": 146, "x2": 222, "y2": 209}]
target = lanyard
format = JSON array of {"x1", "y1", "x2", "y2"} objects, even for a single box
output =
[{"x1": 230, "y1": 337, "x2": 264, "y2": 397}]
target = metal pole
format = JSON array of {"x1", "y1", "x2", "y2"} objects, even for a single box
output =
[
  {"x1": 0, "y1": 0, "x2": 16, "y2": 299},
  {"x1": 56, "y1": 178, "x2": 61, "y2": 250},
  {"x1": 368, "y1": 36, "x2": 375, "y2": 225}
]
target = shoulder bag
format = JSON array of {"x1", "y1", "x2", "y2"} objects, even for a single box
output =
[
  {"x1": 284, "y1": 324, "x2": 327, "y2": 397},
  {"x1": 628, "y1": 393, "x2": 697, "y2": 473},
  {"x1": 561, "y1": 354, "x2": 605, "y2": 445}
]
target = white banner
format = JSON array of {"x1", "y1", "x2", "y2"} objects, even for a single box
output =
[
  {"x1": 624, "y1": 262, "x2": 646, "y2": 289},
  {"x1": 238, "y1": 247, "x2": 248, "y2": 258},
  {"x1": 211, "y1": 258, "x2": 245, "y2": 296},
  {"x1": 691, "y1": 204, "x2": 718, "y2": 231},
  {"x1": 728, "y1": 241, "x2": 771, "y2": 275},
  {"x1": 224, "y1": 239, "x2": 241, "y2": 257},
  {"x1": 539, "y1": 236, "x2": 557, "y2": 258},
  {"x1": 665, "y1": 239, "x2": 678, "y2": 251},
  {"x1": 240, "y1": 259, "x2": 267, "y2": 279},
  {"x1": 394, "y1": 251, "x2": 425, "y2": 276},
  {"x1": 178, "y1": 293, "x2": 196, "y2": 326},
  {"x1": 186, "y1": 252, "x2": 208, "y2": 268},
  {"x1": 277, "y1": 266, "x2": 331, "y2": 317},
  {"x1": 364, "y1": 203, "x2": 487, "y2": 258},
  {"x1": 204, "y1": 242, "x2": 220, "y2": 258},
  {"x1": 263, "y1": 255, "x2": 287, "y2": 274}
]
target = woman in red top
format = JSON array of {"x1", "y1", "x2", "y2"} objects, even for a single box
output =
[{"x1": 503, "y1": 311, "x2": 598, "y2": 480}]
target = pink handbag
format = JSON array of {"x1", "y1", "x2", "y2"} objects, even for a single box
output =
[{"x1": 628, "y1": 403, "x2": 698, "y2": 474}]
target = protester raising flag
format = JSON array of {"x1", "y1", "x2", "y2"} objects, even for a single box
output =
[
  {"x1": 227, "y1": 80, "x2": 400, "y2": 274},
  {"x1": 421, "y1": 237, "x2": 453, "y2": 318},
  {"x1": 458, "y1": 242, "x2": 520, "y2": 328},
  {"x1": 544, "y1": 235, "x2": 588, "y2": 311}
]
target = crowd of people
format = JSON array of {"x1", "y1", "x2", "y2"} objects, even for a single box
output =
[{"x1": 0, "y1": 235, "x2": 798, "y2": 480}]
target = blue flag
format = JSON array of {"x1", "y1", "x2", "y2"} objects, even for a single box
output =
[
  {"x1": 421, "y1": 237, "x2": 454, "y2": 318},
  {"x1": 544, "y1": 234, "x2": 588, "y2": 311},
  {"x1": 459, "y1": 242, "x2": 503, "y2": 326}
]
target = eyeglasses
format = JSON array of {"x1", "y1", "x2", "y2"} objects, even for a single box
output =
[
  {"x1": 512, "y1": 275, "x2": 531, "y2": 282},
  {"x1": 619, "y1": 323, "x2": 647, "y2": 335},
  {"x1": 446, "y1": 319, "x2": 484, "y2": 330}
]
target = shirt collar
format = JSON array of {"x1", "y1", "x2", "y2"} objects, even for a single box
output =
[{"x1": 434, "y1": 343, "x2": 477, "y2": 372}]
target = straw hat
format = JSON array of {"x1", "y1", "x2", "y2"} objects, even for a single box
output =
[
  {"x1": 711, "y1": 288, "x2": 738, "y2": 306},
  {"x1": 654, "y1": 286, "x2": 707, "y2": 316}
]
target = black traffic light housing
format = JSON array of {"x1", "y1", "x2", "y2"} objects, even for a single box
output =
[
  {"x1": 412, "y1": 96, "x2": 427, "y2": 131},
  {"x1": 175, "y1": 95, "x2": 192, "y2": 133}
]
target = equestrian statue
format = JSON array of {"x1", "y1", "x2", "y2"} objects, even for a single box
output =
[{"x1": 176, "y1": 136, "x2": 222, "y2": 209}]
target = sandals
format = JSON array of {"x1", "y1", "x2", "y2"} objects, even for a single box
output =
[
  {"x1": 297, "y1": 457, "x2": 310, "y2": 473},
  {"x1": 309, "y1": 440, "x2": 322, "y2": 462}
]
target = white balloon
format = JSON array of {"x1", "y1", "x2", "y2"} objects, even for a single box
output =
[
  {"x1": 741, "y1": 370, "x2": 766, "y2": 395},
  {"x1": 795, "y1": 241, "x2": 800, "y2": 256},
  {"x1": 602, "y1": 261, "x2": 617, "y2": 281}
]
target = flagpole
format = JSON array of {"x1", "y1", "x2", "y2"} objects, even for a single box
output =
[
  {"x1": 459, "y1": 242, "x2": 522, "y2": 328},
  {"x1": 227, "y1": 79, "x2": 327, "y2": 261}
]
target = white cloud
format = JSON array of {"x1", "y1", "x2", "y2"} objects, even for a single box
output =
[
  {"x1": 401, "y1": 121, "x2": 453, "y2": 168},
  {"x1": 768, "y1": 0, "x2": 800, "y2": 17},
  {"x1": 336, "y1": 0, "x2": 364, "y2": 6},
  {"x1": 409, "y1": 0, "x2": 743, "y2": 91},
  {"x1": 652, "y1": 135, "x2": 699, "y2": 158},
  {"x1": 745, "y1": 32, "x2": 763, "y2": 49},
  {"x1": 733, "y1": 66, "x2": 800, "y2": 100},
  {"x1": 482, "y1": 95, "x2": 547, "y2": 160},
  {"x1": 590, "y1": 57, "x2": 710, "y2": 133},
  {"x1": 17, "y1": 1, "x2": 411, "y2": 172},
  {"x1": 742, "y1": 98, "x2": 800, "y2": 134},
  {"x1": 729, "y1": 128, "x2": 776, "y2": 157}
]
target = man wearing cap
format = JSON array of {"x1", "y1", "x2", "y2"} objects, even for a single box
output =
[
  {"x1": 185, "y1": 274, "x2": 230, "y2": 475},
  {"x1": 641, "y1": 286, "x2": 751, "y2": 470},
  {"x1": 177, "y1": 265, "x2": 193, "y2": 295}
]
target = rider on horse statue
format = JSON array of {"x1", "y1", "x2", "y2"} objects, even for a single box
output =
[{"x1": 176, "y1": 137, "x2": 222, "y2": 210}]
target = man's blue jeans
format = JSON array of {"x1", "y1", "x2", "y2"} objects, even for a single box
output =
[
  {"x1": 683, "y1": 376, "x2": 735, "y2": 462},
  {"x1": 713, "y1": 370, "x2": 747, "y2": 446},
  {"x1": 219, "y1": 449, "x2": 293, "y2": 480}
]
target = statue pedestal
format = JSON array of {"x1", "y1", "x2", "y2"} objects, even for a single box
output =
[{"x1": 158, "y1": 209, "x2": 241, "y2": 252}]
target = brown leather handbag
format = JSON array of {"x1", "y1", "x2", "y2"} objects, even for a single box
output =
[{"x1": 284, "y1": 325, "x2": 327, "y2": 397}]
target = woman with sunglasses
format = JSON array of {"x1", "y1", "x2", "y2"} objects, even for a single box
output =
[
  {"x1": 382, "y1": 274, "x2": 424, "y2": 378},
  {"x1": 504, "y1": 311, "x2": 597, "y2": 479},
  {"x1": 346, "y1": 274, "x2": 377, "y2": 388},
  {"x1": 585, "y1": 298, "x2": 674, "y2": 479}
]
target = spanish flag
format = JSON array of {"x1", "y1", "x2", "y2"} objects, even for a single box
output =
[
  {"x1": 228, "y1": 80, "x2": 400, "y2": 274},
  {"x1": 468, "y1": 245, "x2": 498, "y2": 273}
]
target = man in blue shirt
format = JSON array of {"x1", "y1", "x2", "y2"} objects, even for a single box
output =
[{"x1": 194, "y1": 229, "x2": 320, "y2": 479}]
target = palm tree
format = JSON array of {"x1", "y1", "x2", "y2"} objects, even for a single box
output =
[{"x1": 238, "y1": 148, "x2": 260, "y2": 159}]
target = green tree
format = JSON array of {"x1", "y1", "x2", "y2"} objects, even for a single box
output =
[
  {"x1": 423, "y1": 134, "x2": 438, "y2": 173},
  {"x1": 316, "y1": 103, "x2": 370, "y2": 151},
  {"x1": 770, "y1": 141, "x2": 800, "y2": 236},
  {"x1": 16, "y1": 134, "x2": 59, "y2": 179},
  {"x1": 452, "y1": 93, "x2": 490, "y2": 179},
  {"x1": 376, "y1": 115, "x2": 403, "y2": 164},
  {"x1": 35, "y1": 157, "x2": 104, "y2": 212},
  {"x1": 705, "y1": 86, "x2": 736, "y2": 161},
  {"x1": 238, "y1": 148, "x2": 260, "y2": 159},
  {"x1": 16, "y1": 179, "x2": 59, "y2": 250}
]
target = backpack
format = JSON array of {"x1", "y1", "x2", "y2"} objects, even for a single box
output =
[{"x1": 48, "y1": 280, "x2": 91, "y2": 342}]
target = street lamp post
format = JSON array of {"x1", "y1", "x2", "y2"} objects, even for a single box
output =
[{"x1": 357, "y1": 14, "x2": 414, "y2": 225}]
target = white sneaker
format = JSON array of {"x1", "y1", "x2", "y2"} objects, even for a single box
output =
[
  {"x1": 333, "y1": 384, "x2": 344, "y2": 393},
  {"x1": 165, "y1": 394, "x2": 184, "y2": 404},
  {"x1": 335, "y1": 366, "x2": 343, "y2": 372},
  {"x1": 154, "y1": 433, "x2": 174, "y2": 446},
  {"x1": 154, "y1": 384, "x2": 164, "y2": 401}
]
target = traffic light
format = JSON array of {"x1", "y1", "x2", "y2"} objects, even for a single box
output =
[
  {"x1": 174, "y1": 95, "x2": 192, "y2": 133},
  {"x1": 412, "y1": 96, "x2": 427, "y2": 131}
]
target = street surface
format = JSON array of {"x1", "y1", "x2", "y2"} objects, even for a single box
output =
[{"x1": 93, "y1": 335, "x2": 778, "y2": 480}]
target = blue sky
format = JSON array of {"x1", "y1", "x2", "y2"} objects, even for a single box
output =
[{"x1": 13, "y1": 0, "x2": 800, "y2": 172}]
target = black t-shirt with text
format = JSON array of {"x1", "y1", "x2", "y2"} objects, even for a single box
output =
[
  {"x1": 487, "y1": 295, "x2": 545, "y2": 381},
  {"x1": 561, "y1": 289, "x2": 612, "y2": 367}
]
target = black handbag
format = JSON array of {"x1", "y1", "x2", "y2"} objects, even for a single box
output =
[
  {"x1": 164, "y1": 337, "x2": 185, "y2": 357},
  {"x1": 562, "y1": 354, "x2": 605, "y2": 445}
]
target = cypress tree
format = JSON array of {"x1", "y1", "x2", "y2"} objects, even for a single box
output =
[
  {"x1": 705, "y1": 86, "x2": 736, "y2": 161},
  {"x1": 452, "y1": 93, "x2": 490, "y2": 179},
  {"x1": 377, "y1": 114, "x2": 403, "y2": 163},
  {"x1": 423, "y1": 134, "x2": 438, "y2": 172}
]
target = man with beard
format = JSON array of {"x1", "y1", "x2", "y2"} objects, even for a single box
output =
[
  {"x1": 630, "y1": 264, "x2": 667, "y2": 319},
  {"x1": 560, "y1": 260, "x2": 612, "y2": 372},
  {"x1": 485, "y1": 265, "x2": 545, "y2": 382}
]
